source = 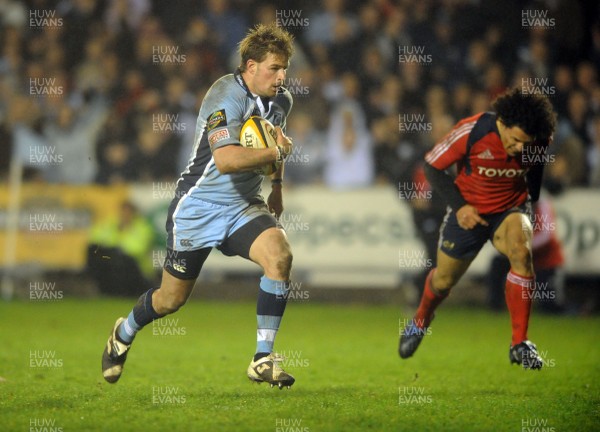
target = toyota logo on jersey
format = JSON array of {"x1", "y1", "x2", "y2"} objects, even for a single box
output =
[{"x1": 476, "y1": 166, "x2": 527, "y2": 178}]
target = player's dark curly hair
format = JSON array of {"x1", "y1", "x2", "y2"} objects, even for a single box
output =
[
  {"x1": 238, "y1": 24, "x2": 294, "y2": 71},
  {"x1": 492, "y1": 88, "x2": 556, "y2": 141}
]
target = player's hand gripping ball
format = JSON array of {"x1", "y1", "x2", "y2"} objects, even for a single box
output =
[{"x1": 240, "y1": 116, "x2": 280, "y2": 175}]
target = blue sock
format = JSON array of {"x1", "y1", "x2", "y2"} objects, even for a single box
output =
[
  {"x1": 255, "y1": 276, "x2": 289, "y2": 357},
  {"x1": 118, "y1": 312, "x2": 142, "y2": 344},
  {"x1": 117, "y1": 288, "x2": 163, "y2": 344}
]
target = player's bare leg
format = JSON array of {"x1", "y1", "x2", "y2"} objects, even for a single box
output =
[
  {"x1": 102, "y1": 270, "x2": 196, "y2": 383},
  {"x1": 493, "y1": 212, "x2": 534, "y2": 276},
  {"x1": 400, "y1": 250, "x2": 472, "y2": 358},
  {"x1": 493, "y1": 212, "x2": 543, "y2": 369},
  {"x1": 249, "y1": 227, "x2": 292, "y2": 281},
  {"x1": 431, "y1": 250, "x2": 474, "y2": 294},
  {"x1": 152, "y1": 270, "x2": 197, "y2": 315},
  {"x1": 246, "y1": 226, "x2": 295, "y2": 388}
]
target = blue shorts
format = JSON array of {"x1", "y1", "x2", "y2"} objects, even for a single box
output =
[
  {"x1": 162, "y1": 195, "x2": 278, "y2": 280},
  {"x1": 438, "y1": 203, "x2": 532, "y2": 260},
  {"x1": 166, "y1": 195, "x2": 276, "y2": 252}
]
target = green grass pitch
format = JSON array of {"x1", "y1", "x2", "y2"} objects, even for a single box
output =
[{"x1": 1, "y1": 298, "x2": 598, "y2": 431}]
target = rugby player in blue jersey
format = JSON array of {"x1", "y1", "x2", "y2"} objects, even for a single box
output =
[{"x1": 102, "y1": 24, "x2": 297, "y2": 389}]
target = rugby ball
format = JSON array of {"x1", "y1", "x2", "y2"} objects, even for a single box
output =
[{"x1": 240, "y1": 116, "x2": 280, "y2": 175}]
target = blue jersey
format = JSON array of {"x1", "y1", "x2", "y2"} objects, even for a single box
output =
[{"x1": 176, "y1": 69, "x2": 293, "y2": 205}]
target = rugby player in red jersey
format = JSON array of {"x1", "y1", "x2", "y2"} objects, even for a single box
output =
[{"x1": 399, "y1": 88, "x2": 556, "y2": 369}]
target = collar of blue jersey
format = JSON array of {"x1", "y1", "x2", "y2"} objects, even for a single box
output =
[
  {"x1": 234, "y1": 67, "x2": 273, "y2": 116},
  {"x1": 234, "y1": 68, "x2": 253, "y2": 98}
]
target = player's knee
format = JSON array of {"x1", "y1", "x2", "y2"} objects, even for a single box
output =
[
  {"x1": 432, "y1": 272, "x2": 457, "y2": 292},
  {"x1": 507, "y1": 243, "x2": 532, "y2": 268},
  {"x1": 265, "y1": 245, "x2": 293, "y2": 279},
  {"x1": 276, "y1": 247, "x2": 293, "y2": 276},
  {"x1": 163, "y1": 297, "x2": 187, "y2": 314},
  {"x1": 154, "y1": 291, "x2": 188, "y2": 315}
]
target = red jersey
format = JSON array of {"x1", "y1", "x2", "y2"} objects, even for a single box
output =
[{"x1": 426, "y1": 112, "x2": 532, "y2": 215}]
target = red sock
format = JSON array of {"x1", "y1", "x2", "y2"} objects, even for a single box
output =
[
  {"x1": 505, "y1": 270, "x2": 534, "y2": 346},
  {"x1": 414, "y1": 269, "x2": 449, "y2": 328}
]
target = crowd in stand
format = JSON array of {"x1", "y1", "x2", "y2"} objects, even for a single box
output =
[{"x1": 1, "y1": 0, "x2": 599, "y2": 190}]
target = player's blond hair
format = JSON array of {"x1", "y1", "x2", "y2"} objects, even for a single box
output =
[{"x1": 238, "y1": 23, "x2": 294, "y2": 71}]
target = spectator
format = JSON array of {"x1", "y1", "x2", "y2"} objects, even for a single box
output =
[
  {"x1": 87, "y1": 201, "x2": 155, "y2": 297},
  {"x1": 576, "y1": 61, "x2": 597, "y2": 93},
  {"x1": 133, "y1": 117, "x2": 180, "y2": 182},
  {"x1": 104, "y1": 0, "x2": 150, "y2": 35},
  {"x1": 517, "y1": 37, "x2": 552, "y2": 80},
  {"x1": 0, "y1": 0, "x2": 27, "y2": 28},
  {"x1": 451, "y1": 82, "x2": 474, "y2": 120},
  {"x1": 424, "y1": 85, "x2": 449, "y2": 119},
  {"x1": 60, "y1": 0, "x2": 102, "y2": 72},
  {"x1": 372, "y1": 115, "x2": 404, "y2": 185},
  {"x1": 566, "y1": 90, "x2": 591, "y2": 144},
  {"x1": 464, "y1": 40, "x2": 492, "y2": 88},
  {"x1": 284, "y1": 111, "x2": 325, "y2": 185},
  {"x1": 0, "y1": 0, "x2": 595, "y2": 190},
  {"x1": 355, "y1": 2, "x2": 381, "y2": 55},
  {"x1": 324, "y1": 99, "x2": 374, "y2": 189},
  {"x1": 553, "y1": 65, "x2": 575, "y2": 118},
  {"x1": 358, "y1": 45, "x2": 388, "y2": 106},
  {"x1": 324, "y1": 72, "x2": 374, "y2": 189},
  {"x1": 428, "y1": 14, "x2": 461, "y2": 87},
  {"x1": 43, "y1": 97, "x2": 108, "y2": 184},
  {"x1": 204, "y1": 0, "x2": 247, "y2": 58},
  {"x1": 376, "y1": 6, "x2": 411, "y2": 69},
  {"x1": 399, "y1": 61, "x2": 428, "y2": 111},
  {"x1": 470, "y1": 89, "x2": 492, "y2": 115},
  {"x1": 96, "y1": 139, "x2": 135, "y2": 185},
  {"x1": 10, "y1": 95, "x2": 50, "y2": 179},
  {"x1": 484, "y1": 62, "x2": 508, "y2": 101},
  {"x1": 162, "y1": 75, "x2": 197, "y2": 173},
  {"x1": 304, "y1": 0, "x2": 358, "y2": 48},
  {"x1": 545, "y1": 133, "x2": 587, "y2": 191},
  {"x1": 588, "y1": 115, "x2": 600, "y2": 187}
]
